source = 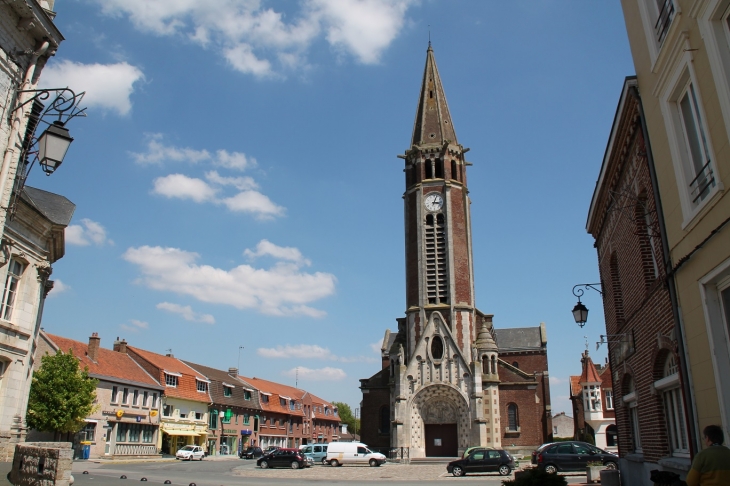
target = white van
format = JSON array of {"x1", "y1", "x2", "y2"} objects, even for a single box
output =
[{"x1": 326, "y1": 442, "x2": 386, "y2": 467}]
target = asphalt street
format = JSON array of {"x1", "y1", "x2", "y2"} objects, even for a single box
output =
[{"x1": 1, "y1": 459, "x2": 589, "y2": 485}]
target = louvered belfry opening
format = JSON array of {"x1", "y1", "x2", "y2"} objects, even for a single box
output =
[{"x1": 425, "y1": 213, "x2": 448, "y2": 304}]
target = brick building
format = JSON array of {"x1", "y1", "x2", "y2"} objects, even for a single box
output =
[
  {"x1": 305, "y1": 393, "x2": 340, "y2": 444},
  {"x1": 241, "y1": 377, "x2": 305, "y2": 449},
  {"x1": 31, "y1": 332, "x2": 164, "y2": 459},
  {"x1": 124, "y1": 345, "x2": 211, "y2": 454},
  {"x1": 586, "y1": 77, "x2": 689, "y2": 484},
  {"x1": 359, "y1": 44, "x2": 552, "y2": 459},
  {"x1": 569, "y1": 351, "x2": 616, "y2": 451},
  {"x1": 182, "y1": 362, "x2": 262, "y2": 456}
]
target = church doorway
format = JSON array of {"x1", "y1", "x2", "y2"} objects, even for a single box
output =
[{"x1": 424, "y1": 423, "x2": 457, "y2": 457}]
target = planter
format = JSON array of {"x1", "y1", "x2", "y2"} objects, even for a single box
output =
[{"x1": 586, "y1": 466, "x2": 606, "y2": 483}]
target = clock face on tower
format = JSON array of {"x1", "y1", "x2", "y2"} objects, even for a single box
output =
[{"x1": 424, "y1": 193, "x2": 444, "y2": 212}]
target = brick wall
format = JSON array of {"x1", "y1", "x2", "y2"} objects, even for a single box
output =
[{"x1": 588, "y1": 100, "x2": 681, "y2": 463}]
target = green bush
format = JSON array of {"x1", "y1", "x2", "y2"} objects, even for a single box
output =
[{"x1": 501, "y1": 468, "x2": 568, "y2": 486}]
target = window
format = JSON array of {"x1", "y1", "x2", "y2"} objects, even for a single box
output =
[
  {"x1": 195, "y1": 412, "x2": 203, "y2": 420},
  {"x1": 164, "y1": 374, "x2": 178, "y2": 387},
  {"x1": 425, "y1": 213, "x2": 448, "y2": 305},
  {"x1": 152, "y1": 393, "x2": 158, "y2": 408},
  {"x1": 507, "y1": 403, "x2": 519, "y2": 432},
  {"x1": 605, "y1": 390, "x2": 614, "y2": 410},
  {"x1": 280, "y1": 398, "x2": 286, "y2": 407},
  {"x1": 606, "y1": 425, "x2": 618, "y2": 447},
  {"x1": 0, "y1": 259, "x2": 24, "y2": 321},
  {"x1": 451, "y1": 160, "x2": 458, "y2": 181},
  {"x1": 656, "y1": 354, "x2": 689, "y2": 455},
  {"x1": 244, "y1": 390, "x2": 251, "y2": 400},
  {"x1": 142, "y1": 425, "x2": 154, "y2": 443},
  {"x1": 111, "y1": 386, "x2": 118, "y2": 403},
  {"x1": 80, "y1": 422, "x2": 96, "y2": 442},
  {"x1": 133, "y1": 390, "x2": 139, "y2": 406},
  {"x1": 196, "y1": 380, "x2": 208, "y2": 393},
  {"x1": 116, "y1": 423, "x2": 129, "y2": 442},
  {"x1": 431, "y1": 336, "x2": 444, "y2": 360},
  {"x1": 261, "y1": 394, "x2": 269, "y2": 403},
  {"x1": 128, "y1": 424, "x2": 141, "y2": 442},
  {"x1": 636, "y1": 0, "x2": 676, "y2": 63},
  {"x1": 623, "y1": 377, "x2": 641, "y2": 452},
  {"x1": 142, "y1": 391, "x2": 148, "y2": 407},
  {"x1": 209, "y1": 410, "x2": 218, "y2": 428},
  {"x1": 223, "y1": 386, "x2": 232, "y2": 397},
  {"x1": 162, "y1": 405, "x2": 173, "y2": 417},
  {"x1": 122, "y1": 388, "x2": 129, "y2": 404},
  {"x1": 678, "y1": 82, "x2": 715, "y2": 206},
  {"x1": 244, "y1": 413, "x2": 250, "y2": 425}
]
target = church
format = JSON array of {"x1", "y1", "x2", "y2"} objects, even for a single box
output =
[{"x1": 359, "y1": 45, "x2": 553, "y2": 458}]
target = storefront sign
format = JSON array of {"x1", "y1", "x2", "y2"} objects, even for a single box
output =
[{"x1": 223, "y1": 429, "x2": 237, "y2": 434}]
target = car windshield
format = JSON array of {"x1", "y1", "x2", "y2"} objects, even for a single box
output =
[{"x1": 180, "y1": 446, "x2": 195, "y2": 451}]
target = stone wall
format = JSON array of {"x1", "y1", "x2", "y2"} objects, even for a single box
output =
[{"x1": 8, "y1": 442, "x2": 73, "y2": 486}]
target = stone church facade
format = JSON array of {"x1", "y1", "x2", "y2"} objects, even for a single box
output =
[{"x1": 359, "y1": 45, "x2": 552, "y2": 458}]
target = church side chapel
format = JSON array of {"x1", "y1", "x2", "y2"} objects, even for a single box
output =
[{"x1": 359, "y1": 45, "x2": 552, "y2": 458}]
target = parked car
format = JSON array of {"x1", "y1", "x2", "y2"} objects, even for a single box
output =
[
  {"x1": 532, "y1": 441, "x2": 618, "y2": 473},
  {"x1": 447, "y1": 448, "x2": 514, "y2": 477},
  {"x1": 301, "y1": 444, "x2": 329, "y2": 464},
  {"x1": 240, "y1": 446, "x2": 263, "y2": 459},
  {"x1": 462, "y1": 445, "x2": 493, "y2": 458},
  {"x1": 263, "y1": 446, "x2": 280, "y2": 454},
  {"x1": 175, "y1": 445, "x2": 205, "y2": 461},
  {"x1": 326, "y1": 441, "x2": 386, "y2": 467},
  {"x1": 257, "y1": 448, "x2": 307, "y2": 469}
]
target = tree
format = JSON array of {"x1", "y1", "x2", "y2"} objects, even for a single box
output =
[
  {"x1": 333, "y1": 402, "x2": 360, "y2": 436},
  {"x1": 26, "y1": 349, "x2": 98, "y2": 439}
]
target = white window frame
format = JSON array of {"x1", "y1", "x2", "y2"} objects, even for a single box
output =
[
  {"x1": 655, "y1": 355, "x2": 689, "y2": 456},
  {"x1": 636, "y1": 0, "x2": 679, "y2": 66},
  {"x1": 697, "y1": 0, "x2": 730, "y2": 146},
  {"x1": 164, "y1": 373, "x2": 178, "y2": 387},
  {"x1": 0, "y1": 259, "x2": 24, "y2": 322},
  {"x1": 196, "y1": 379, "x2": 208, "y2": 393},
  {"x1": 659, "y1": 60, "x2": 722, "y2": 227},
  {"x1": 699, "y1": 257, "x2": 730, "y2": 440},
  {"x1": 623, "y1": 388, "x2": 642, "y2": 453},
  {"x1": 605, "y1": 389, "x2": 614, "y2": 410}
]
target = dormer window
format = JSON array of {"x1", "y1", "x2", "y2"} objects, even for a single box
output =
[
  {"x1": 164, "y1": 372, "x2": 179, "y2": 387},
  {"x1": 224, "y1": 386, "x2": 232, "y2": 397},
  {"x1": 196, "y1": 379, "x2": 208, "y2": 393}
]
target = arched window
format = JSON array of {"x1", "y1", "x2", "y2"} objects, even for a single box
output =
[
  {"x1": 512, "y1": 361, "x2": 519, "y2": 368},
  {"x1": 431, "y1": 335, "x2": 444, "y2": 360},
  {"x1": 451, "y1": 160, "x2": 458, "y2": 181},
  {"x1": 606, "y1": 424, "x2": 618, "y2": 447},
  {"x1": 482, "y1": 356, "x2": 489, "y2": 375},
  {"x1": 622, "y1": 375, "x2": 641, "y2": 452},
  {"x1": 379, "y1": 406, "x2": 390, "y2": 435},
  {"x1": 655, "y1": 354, "x2": 688, "y2": 455},
  {"x1": 425, "y1": 158, "x2": 433, "y2": 179},
  {"x1": 491, "y1": 356, "x2": 496, "y2": 375},
  {"x1": 425, "y1": 214, "x2": 448, "y2": 304},
  {"x1": 507, "y1": 403, "x2": 519, "y2": 432}
]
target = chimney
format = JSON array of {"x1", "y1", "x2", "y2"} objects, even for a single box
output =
[
  {"x1": 165, "y1": 352, "x2": 174, "y2": 358},
  {"x1": 228, "y1": 367, "x2": 238, "y2": 376},
  {"x1": 88, "y1": 333, "x2": 100, "y2": 361},
  {"x1": 113, "y1": 337, "x2": 128, "y2": 354}
]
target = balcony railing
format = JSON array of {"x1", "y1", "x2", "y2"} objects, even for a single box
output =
[
  {"x1": 690, "y1": 160, "x2": 716, "y2": 204},
  {"x1": 114, "y1": 444, "x2": 157, "y2": 456},
  {"x1": 655, "y1": 0, "x2": 675, "y2": 44}
]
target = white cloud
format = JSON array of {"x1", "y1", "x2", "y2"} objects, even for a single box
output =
[
  {"x1": 131, "y1": 134, "x2": 211, "y2": 165},
  {"x1": 120, "y1": 319, "x2": 149, "y2": 333},
  {"x1": 214, "y1": 150, "x2": 256, "y2": 171},
  {"x1": 282, "y1": 366, "x2": 346, "y2": 381},
  {"x1": 221, "y1": 191, "x2": 285, "y2": 219},
  {"x1": 40, "y1": 60, "x2": 144, "y2": 116},
  {"x1": 47, "y1": 279, "x2": 69, "y2": 298},
  {"x1": 152, "y1": 174, "x2": 218, "y2": 202},
  {"x1": 157, "y1": 302, "x2": 215, "y2": 324},
  {"x1": 257, "y1": 344, "x2": 376, "y2": 363},
  {"x1": 244, "y1": 240, "x2": 310, "y2": 266},
  {"x1": 122, "y1": 244, "x2": 336, "y2": 317},
  {"x1": 66, "y1": 218, "x2": 112, "y2": 246},
  {"x1": 205, "y1": 171, "x2": 258, "y2": 191},
  {"x1": 90, "y1": 0, "x2": 417, "y2": 77}
]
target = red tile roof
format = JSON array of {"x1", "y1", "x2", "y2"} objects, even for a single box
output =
[
  {"x1": 570, "y1": 375, "x2": 581, "y2": 397},
  {"x1": 127, "y1": 346, "x2": 211, "y2": 403},
  {"x1": 43, "y1": 333, "x2": 162, "y2": 389},
  {"x1": 239, "y1": 376, "x2": 305, "y2": 417},
  {"x1": 308, "y1": 392, "x2": 339, "y2": 422},
  {"x1": 579, "y1": 353, "x2": 603, "y2": 384}
]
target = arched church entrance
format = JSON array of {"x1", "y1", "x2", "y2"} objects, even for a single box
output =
[{"x1": 411, "y1": 385, "x2": 469, "y2": 458}]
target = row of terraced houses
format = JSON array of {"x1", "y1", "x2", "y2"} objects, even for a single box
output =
[{"x1": 29, "y1": 331, "x2": 341, "y2": 459}]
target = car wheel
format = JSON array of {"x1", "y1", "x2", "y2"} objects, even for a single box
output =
[
  {"x1": 498, "y1": 465, "x2": 511, "y2": 476},
  {"x1": 260, "y1": 460, "x2": 269, "y2": 469},
  {"x1": 199, "y1": 455, "x2": 204, "y2": 461},
  {"x1": 322, "y1": 458, "x2": 328, "y2": 465},
  {"x1": 291, "y1": 461, "x2": 300, "y2": 470},
  {"x1": 330, "y1": 459, "x2": 339, "y2": 467},
  {"x1": 604, "y1": 461, "x2": 617, "y2": 470},
  {"x1": 544, "y1": 464, "x2": 558, "y2": 474},
  {"x1": 452, "y1": 466, "x2": 464, "y2": 477},
  {"x1": 369, "y1": 459, "x2": 378, "y2": 467}
]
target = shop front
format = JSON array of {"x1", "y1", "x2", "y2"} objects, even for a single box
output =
[{"x1": 159, "y1": 423, "x2": 208, "y2": 455}]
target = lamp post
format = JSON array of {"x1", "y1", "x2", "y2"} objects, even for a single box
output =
[{"x1": 571, "y1": 283, "x2": 602, "y2": 327}]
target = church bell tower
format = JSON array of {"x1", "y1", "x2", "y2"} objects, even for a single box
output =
[{"x1": 401, "y1": 43, "x2": 476, "y2": 362}]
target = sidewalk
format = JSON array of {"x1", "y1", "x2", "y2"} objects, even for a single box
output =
[{"x1": 77, "y1": 453, "x2": 242, "y2": 464}]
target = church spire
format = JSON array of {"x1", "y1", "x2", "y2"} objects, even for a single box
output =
[{"x1": 411, "y1": 44, "x2": 458, "y2": 147}]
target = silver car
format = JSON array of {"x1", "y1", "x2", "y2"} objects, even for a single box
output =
[{"x1": 176, "y1": 445, "x2": 204, "y2": 461}]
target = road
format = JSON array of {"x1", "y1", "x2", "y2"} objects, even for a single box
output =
[{"x1": 1, "y1": 458, "x2": 589, "y2": 485}]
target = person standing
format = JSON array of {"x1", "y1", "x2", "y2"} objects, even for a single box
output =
[{"x1": 686, "y1": 425, "x2": 730, "y2": 486}]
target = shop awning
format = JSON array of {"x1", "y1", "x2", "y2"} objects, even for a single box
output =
[{"x1": 163, "y1": 431, "x2": 199, "y2": 437}]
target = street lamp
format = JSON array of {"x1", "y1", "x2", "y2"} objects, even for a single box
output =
[
  {"x1": 36, "y1": 121, "x2": 73, "y2": 174},
  {"x1": 571, "y1": 283, "x2": 602, "y2": 328}
]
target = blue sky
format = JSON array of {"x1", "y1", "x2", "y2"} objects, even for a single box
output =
[{"x1": 34, "y1": 1, "x2": 634, "y2": 418}]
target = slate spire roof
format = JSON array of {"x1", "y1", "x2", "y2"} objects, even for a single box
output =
[{"x1": 411, "y1": 44, "x2": 458, "y2": 147}]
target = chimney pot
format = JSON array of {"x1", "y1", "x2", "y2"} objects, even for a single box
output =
[
  {"x1": 113, "y1": 339, "x2": 128, "y2": 354},
  {"x1": 88, "y1": 333, "x2": 101, "y2": 361},
  {"x1": 228, "y1": 367, "x2": 238, "y2": 376}
]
